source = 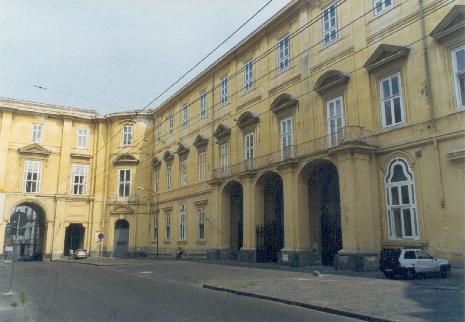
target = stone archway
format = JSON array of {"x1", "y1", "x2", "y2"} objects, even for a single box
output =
[
  {"x1": 3, "y1": 202, "x2": 46, "y2": 261},
  {"x1": 221, "y1": 180, "x2": 243, "y2": 258},
  {"x1": 254, "y1": 171, "x2": 284, "y2": 263},
  {"x1": 298, "y1": 160, "x2": 342, "y2": 266}
]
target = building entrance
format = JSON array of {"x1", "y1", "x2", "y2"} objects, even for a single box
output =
[
  {"x1": 113, "y1": 219, "x2": 129, "y2": 257},
  {"x1": 64, "y1": 224, "x2": 85, "y2": 256}
]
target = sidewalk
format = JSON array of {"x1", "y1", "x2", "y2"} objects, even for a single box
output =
[{"x1": 0, "y1": 262, "x2": 31, "y2": 322}]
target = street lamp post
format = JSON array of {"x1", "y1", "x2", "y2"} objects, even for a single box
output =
[{"x1": 137, "y1": 186, "x2": 159, "y2": 259}]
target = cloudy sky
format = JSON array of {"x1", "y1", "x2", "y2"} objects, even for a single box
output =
[{"x1": 0, "y1": 0, "x2": 291, "y2": 114}]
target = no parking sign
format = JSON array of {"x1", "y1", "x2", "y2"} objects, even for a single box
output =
[{"x1": 95, "y1": 232, "x2": 104, "y2": 242}]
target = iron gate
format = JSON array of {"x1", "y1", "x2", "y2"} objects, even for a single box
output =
[{"x1": 256, "y1": 221, "x2": 283, "y2": 263}]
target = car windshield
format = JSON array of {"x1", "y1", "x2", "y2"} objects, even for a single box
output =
[{"x1": 416, "y1": 250, "x2": 433, "y2": 259}]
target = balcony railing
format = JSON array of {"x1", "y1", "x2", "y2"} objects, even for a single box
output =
[{"x1": 212, "y1": 126, "x2": 372, "y2": 179}]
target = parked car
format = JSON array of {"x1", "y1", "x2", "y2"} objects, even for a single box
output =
[
  {"x1": 72, "y1": 249, "x2": 88, "y2": 259},
  {"x1": 380, "y1": 248, "x2": 450, "y2": 279}
]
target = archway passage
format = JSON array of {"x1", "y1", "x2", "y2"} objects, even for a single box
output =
[
  {"x1": 64, "y1": 224, "x2": 85, "y2": 256},
  {"x1": 3, "y1": 203, "x2": 46, "y2": 261},
  {"x1": 222, "y1": 181, "x2": 243, "y2": 258},
  {"x1": 113, "y1": 219, "x2": 129, "y2": 258},
  {"x1": 302, "y1": 160, "x2": 342, "y2": 266},
  {"x1": 256, "y1": 172, "x2": 284, "y2": 263}
]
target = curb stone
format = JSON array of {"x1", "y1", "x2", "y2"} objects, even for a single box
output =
[{"x1": 203, "y1": 284, "x2": 396, "y2": 322}]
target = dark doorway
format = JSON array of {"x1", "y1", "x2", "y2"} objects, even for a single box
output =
[
  {"x1": 64, "y1": 224, "x2": 85, "y2": 256},
  {"x1": 256, "y1": 172, "x2": 284, "y2": 263},
  {"x1": 113, "y1": 219, "x2": 129, "y2": 257},
  {"x1": 222, "y1": 181, "x2": 243, "y2": 258},
  {"x1": 4, "y1": 203, "x2": 46, "y2": 261}
]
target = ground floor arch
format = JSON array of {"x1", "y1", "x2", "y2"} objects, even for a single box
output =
[
  {"x1": 221, "y1": 180, "x2": 243, "y2": 258},
  {"x1": 299, "y1": 160, "x2": 342, "y2": 266},
  {"x1": 3, "y1": 202, "x2": 46, "y2": 261},
  {"x1": 255, "y1": 171, "x2": 284, "y2": 262},
  {"x1": 113, "y1": 219, "x2": 129, "y2": 257},
  {"x1": 64, "y1": 223, "x2": 85, "y2": 256}
]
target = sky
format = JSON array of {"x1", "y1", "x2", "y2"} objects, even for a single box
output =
[{"x1": 0, "y1": 0, "x2": 291, "y2": 114}]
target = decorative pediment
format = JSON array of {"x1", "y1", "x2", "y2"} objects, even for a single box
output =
[
  {"x1": 177, "y1": 143, "x2": 190, "y2": 156},
  {"x1": 431, "y1": 5, "x2": 465, "y2": 42},
  {"x1": 109, "y1": 204, "x2": 134, "y2": 214},
  {"x1": 18, "y1": 144, "x2": 51, "y2": 157},
  {"x1": 270, "y1": 93, "x2": 298, "y2": 113},
  {"x1": 193, "y1": 135, "x2": 209, "y2": 149},
  {"x1": 364, "y1": 44, "x2": 410, "y2": 71},
  {"x1": 163, "y1": 150, "x2": 174, "y2": 161},
  {"x1": 152, "y1": 157, "x2": 161, "y2": 168},
  {"x1": 213, "y1": 124, "x2": 231, "y2": 140},
  {"x1": 236, "y1": 111, "x2": 259, "y2": 129},
  {"x1": 314, "y1": 70, "x2": 350, "y2": 94},
  {"x1": 446, "y1": 147, "x2": 465, "y2": 161},
  {"x1": 112, "y1": 154, "x2": 139, "y2": 166}
]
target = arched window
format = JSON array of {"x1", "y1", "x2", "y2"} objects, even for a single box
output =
[
  {"x1": 179, "y1": 204, "x2": 187, "y2": 241},
  {"x1": 385, "y1": 157, "x2": 419, "y2": 240}
]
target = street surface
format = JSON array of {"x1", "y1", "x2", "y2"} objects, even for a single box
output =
[{"x1": 2, "y1": 261, "x2": 359, "y2": 322}]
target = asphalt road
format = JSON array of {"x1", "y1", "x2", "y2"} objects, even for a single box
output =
[{"x1": 8, "y1": 262, "x2": 360, "y2": 322}]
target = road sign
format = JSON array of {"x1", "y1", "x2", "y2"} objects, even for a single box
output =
[{"x1": 95, "y1": 232, "x2": 104, "y2": 242}]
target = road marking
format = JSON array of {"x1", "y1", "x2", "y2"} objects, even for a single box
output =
[{"x1": 139, "y1": 271, "x2": 152, "y2": 274}]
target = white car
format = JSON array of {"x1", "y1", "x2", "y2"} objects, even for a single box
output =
[{"x1": 72, "y1": 249, "x2": 88, "y2": 259}]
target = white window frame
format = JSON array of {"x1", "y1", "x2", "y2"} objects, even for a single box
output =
[
  {"x1": 31, "y1": 124, "x2": 43, "y2": 144},
  {"x1": 220, "y1": 77, "x2": 228, "y2": 106},
  {"x1": 118, "y1": 169, "x2": 131, "y2": 198},
  {"x1": 71, "y1": 164, "x2": 88, "y2": 195},
  {"x1": 166, "y1": 163, "x2": 172, "y2": 191},
  {"x1": 165, "y1": 214, "x2": 171, "y2": 240},
  {"x1": 168, "y1": 113, "x2": 174, "y2": 136},
  {"x1": 180, "y1": 157, "x2": 188, "y2": 186},
  {"x1": 278, "y1": 35, "x2": 290, "y2": 72},
  {"x1": 322, "y1": 3, "x2": 338, "y2": 45},
  {"x1": 198, "y1": 208, "x2": 205, "y2": 240},
  {"x1": 154, "y1": 169, "x2": 160, "y2": 193},
  {"x1": 155, "y1": 123, "x2": 161, "y2": 142},
  {"x1": 379, "y1": 72, "x2": 405, "y2": 128},
  {"x1": 198, "y1": 151, "x2": 206, "y2": 182},
  {"x1": 244, "y1": 132, "x2": 254, "y2": 160},
  {"x1": 182, "y1": 105, "x2": 189, "y2": 129},
  {"x1": 244, "y1": 60, "x2": 253, "y2": 91},
  {"x1": 220, "y1": 143, "x2": 229, "y2": 173},
  {"x1": 280, "y1": 117, "x2": 293, "y2": 159},
  {"x1": 385, "y1": 157, "x2": 419, "y2": 240},
  {"x1": 23, "y1": 160, "x2": 42, "y2": 193},
  {"x1": 199, "y1": 92, "x2": 207, "y2": 119},
  {"x1": 77, "y1": 128, "x2": 88, "y2": 149},
  {"x1": 373, "y1": 0, "x2": 394, "y2": 16},
  {"x1": 179, "y1": 204, "x2": 187, "y2": 241},
  {"x1": 122, "y1": 125, "x2": 133, "y2": 147},
  {"x1": 451, "y1": 44, "x2": 465, "y2": 110},
  {"x1": 326, "y1": 96, "x2": 345, "y2": 147}
]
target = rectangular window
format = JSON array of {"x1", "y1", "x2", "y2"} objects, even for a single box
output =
[
  {"x1": 380, "y1": 72, "x2": 404, "y2": 128},
  {"x1": 244, "y1": 132, "x2": 254, "y2": 160},
  {"x1": 280, "y1": 117, "x2": 293, "y2": 160},
  {"x1": 198, "y1": 151, "x2": 206, "y2": 182},
  {"x1": 154, "y1": 169, "x2": 160, "y2": 193},
  {"x1": 118, "y1": 169, "x2": 131, "y2": 197},
  {"x1": 220, "y1": 143, "x2": 229, "y2": 173},
  {"x1": 165, "y1": 214, "x2": 171, "y2": 240},
  {"x1": 155, "y1": 123, "x2": 161, "y2": 142},
  {"x1": 199, "y1": 92, "x2": 207, "y2": 119},
  {"x1": 153, "y1": 216, "x2": 158, "y2": 240},
  {"x1": 180, "y1": 157, "x2": 188, "y2": 186},
  {"x1": 71, "y1": 164, "x2": 87, "y2": 195},
  {"x1": 278, "y1": 35, "x2": 290, "y2": 71},
  {"x1": 179, "y1": 206, "x2": 186, "y2": 241},
  {"x1": 220, "y1": 77, "x2": 228, "y2": 106},
  {"x1": 166, "y1": 163, "x2": 172, "y2": 191},
  {"x1": 374, "y1": 0, "x2": 393, "y2": 15},
  {"x1": 198, "y1": 208, "x2": 205, "y2": 240},
  {"x1": 322, "y1": 3, "x2": 338, "y2": 45},
  {"x1": 122, "y1": 125, "x2": 133, "y2": 146},
  {"x1": 77, "y1": 128, "x2": 88, "y2": 149},
  {"x1": 31, "y1": 124, "x2": 43, "y2": 144},
  {"x1": 327, "y1": 96, "x2": 344, "y2": 147},
  {"x1": 23, "y1": 160, "x2": 41, "y2": 193},
  {"x1": 452, "y1": 44, "x2": 465, "y2": 109},
  {"x1": 244, "y1": 60, "x2": 253, "y2": 91},
  {"x1": 182, "y1": 105, "x2": 189, "y2": 129},
  {"x1": 168, "y1": 113, "x2": 174, "y2": 136}
]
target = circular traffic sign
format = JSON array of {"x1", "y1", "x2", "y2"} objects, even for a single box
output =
[{"x1": 98, "y1": 232, "x2": 104, "y2": 240}]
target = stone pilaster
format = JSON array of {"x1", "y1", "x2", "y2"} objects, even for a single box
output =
[{"x1": 0, "y1": 110, "x2": 13, "y2": 191}]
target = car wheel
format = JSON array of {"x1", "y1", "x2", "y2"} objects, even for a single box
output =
[
  {"x1": 405, "y1": 269, "x2": 416, "y2": 280},
  {"x1": 440, "y1": 267, "x2": 448, "y2": 278}
]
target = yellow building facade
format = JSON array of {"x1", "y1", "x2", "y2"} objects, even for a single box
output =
[{"x1": 1, "y1": 0, "x2": 464, "y2": 270}]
